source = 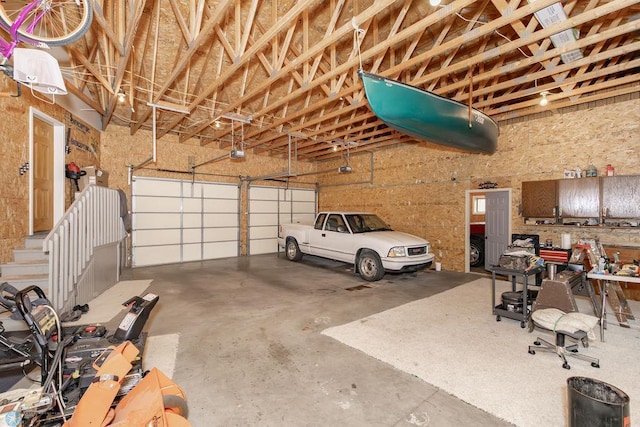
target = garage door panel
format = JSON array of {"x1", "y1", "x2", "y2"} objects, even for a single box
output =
[
  {"x1": 292, "y1": 201, "x2": 316, "y2": 213},
  {"x1": 203, "y1": 227, "x2": 238, "y2": 241},
  {"x1": 250, "y1": 213, "x2": 277, "y2": 226},
  {"x1": 250, "y1": 200, "x2": 278, "y2": 212},
  {"x1": 134, "y1": 229, "x2": 181, "y2": 246},
  {"x1": 183, "y1": 228, "x2": 202, "y2": 244},
  {"x1": 250, "y1": 187, "x2": 278, "y2": 199},
  {"x1": 250, "y1": 239, "x2": 278, "y2": 255},
  {"x1": 202, "y1": 199, "x2": 237, "y2": 213},
  {"x1": 134, "y1": 213, "x2": 182, "y2": 229},
  {"x1": 250, "y1": 226, "x2": 277, "y2": 239},
  {"x1": 248, "y1": 186, "x2": 316, "y2": 255},
  {"x1": 203, "y1": 213, "x2": 238, "y2": 227},
  {"x1": 132, "y1": 177, "x2": 240, "y2": 267},
  {"x1": 134, "y1": 245, "x2": 181, "y2": 266},
  {"x1": 292, "y1": 190, "x2": 316, "y2": 202},
  {"x1": 203, "y1": 241, "x2": 238, "y2": 259},
  {"x1": 182, "y1": 213, "x2": 203, "y2": 228},
  {"x1": 135, "y1": 179, "x2": 182, "y2": 197},
  {"x1": 182, "y1": 243, "x2": 202, "y2": 262},
  {"x1": 135, "y1": 196, "x2": 182, "y2": 213},
  {"x1": 182, "y1": 198, "x2": 202, "y2": 213},
  {"x1": 201, "y1": 184, "x2": 238, "y2": 199}
]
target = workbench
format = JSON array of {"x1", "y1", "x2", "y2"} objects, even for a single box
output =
[
  {"x1": 491, "y1": 265, "x2": 545, "y2": 328},
  {"x1": 586, "y1": 271, "x2": 638, "y2": 341}
]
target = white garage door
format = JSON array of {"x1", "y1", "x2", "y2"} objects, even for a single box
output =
[
  {"x1": 132, "y1": 176, "x2": 240, "y2": 267},
  {"x1": 248, "y1": 186, "x2": 316, "y2": 255}
]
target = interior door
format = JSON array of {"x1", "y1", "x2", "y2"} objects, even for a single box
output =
[
  {"x1": 33, "y1": 116, "x2": 54, "y2": 232},
  {"x1": 484, "y1": 190, "x2": 511, "y2": 270}
]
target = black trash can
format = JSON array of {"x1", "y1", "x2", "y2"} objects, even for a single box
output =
[{"x1": 567, "y1": 377, "x2": 630, "y2": 427}]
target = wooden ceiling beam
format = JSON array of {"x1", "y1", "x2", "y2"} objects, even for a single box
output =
[
  {"x1": 168, "y1": 0, "x2": 194, "y2": 44},
  {"x1": 102, "y1": 0, "x2": 147, "y2": 127},
  {"x1": 130, "y1": 0, "x2": 235, "y2": 135},
  {"x1": 155, "y1": 0, "x2": 320, "y2": 139},
  {"x1": 201, "y1": 0, "x2": 401, "y2": 143},
  {"x1": 493, "y1": 79, "x2": 640, "y2": 122}
]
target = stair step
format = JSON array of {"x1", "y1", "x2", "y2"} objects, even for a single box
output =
[
  {"x1": 13, "y1": 248, "x2": 48, "y2": 262},
  {"x1": 24, "y1": 233, "x2": 47, "y2": 250},
  {"x1": 1, "y1": 260, "x2": 49, "y2": 277},
  {"x1": 0, "y1": 274, "x2": 49, "y2": 290}
]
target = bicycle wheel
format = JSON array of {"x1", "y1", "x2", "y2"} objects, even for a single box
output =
[{"x1": 0, "y1": 0, "x2": 93, "y2": 47}]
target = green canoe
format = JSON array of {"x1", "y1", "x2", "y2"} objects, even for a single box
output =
[{"x1": 359, "y1": 70, "x2": 499, "y2": 154}]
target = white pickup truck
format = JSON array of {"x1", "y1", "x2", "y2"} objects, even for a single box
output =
[{"x1": 277, "y1": 212, "x2": 435, "y2": 281}]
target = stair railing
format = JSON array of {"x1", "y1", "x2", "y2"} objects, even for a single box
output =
[{"x1": 43, "y1": 185, "x2": 125, "y2": 312}]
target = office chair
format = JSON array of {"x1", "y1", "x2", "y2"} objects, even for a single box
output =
[{"x1": 528, "y1": 308, "x2": 600, "y2": 370}]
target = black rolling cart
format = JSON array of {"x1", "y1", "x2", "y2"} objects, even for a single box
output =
[{"x1": 490, "y1": 265, "x2": 545, "y2": 328}]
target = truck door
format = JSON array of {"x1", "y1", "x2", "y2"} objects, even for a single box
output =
[{"x1": 309, "y1": 213, "x2": 354, "y2": 262}]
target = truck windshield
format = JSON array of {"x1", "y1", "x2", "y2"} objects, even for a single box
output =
[{"x1": 345, "y1": 214, "x2": 393, "y2": 233}]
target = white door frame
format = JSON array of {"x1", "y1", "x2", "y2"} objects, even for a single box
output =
[
  {"x1": 29, "y1": 107, "x2": 66, "y2": 235},
  {"x1": 464, "y1": 188, "x2": 512, "y2": 273}
]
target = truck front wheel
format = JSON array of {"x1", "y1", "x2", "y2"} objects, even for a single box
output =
[
  {"x1": 358, "y1": 250, "x2": 384, "y2": 282},
  {"x1": 286, "y1": 239, "x2": 303, "y2": 261}
]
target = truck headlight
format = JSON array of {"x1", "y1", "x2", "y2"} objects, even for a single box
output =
[{"x1": 387, "y1": 247, "x2": 406, "y2": 258}]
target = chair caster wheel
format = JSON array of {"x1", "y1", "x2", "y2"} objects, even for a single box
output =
[
  {"x1": 534, "y1": 341, "x2": 541, "y2": 346},
  {"x1": 570, "y1": 349, "x2": 578, "y2": 353},
  {"x1": 528, "y1": 349, "x2": 535, "y2": 355},
  {"x1": 496, "y1": 316, "x2": 501, "y2": 322},
  {"x1": 520, "y1": 321, "x2": 526, "y2": 328},
  {"x1": 563, "y1": 363, "x2": 571, "y2": 370},
  {"x1": 591, "y1": 362, "x2": 600, "y2": 368}
]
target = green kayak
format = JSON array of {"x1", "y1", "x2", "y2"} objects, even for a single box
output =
[{"x1": 359, "y1": 70, "x2": 499, "y2": 154}]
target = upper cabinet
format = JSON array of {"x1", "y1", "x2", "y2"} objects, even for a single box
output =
[
  {"x1": 521, "y1": 175, "x2": 640, "y2": 226},
  {"x1": 558, "y1": 177, "x2": 600, "y2": 218},
  {"x1": 602, "y1": 176, "x2": 640, "y2": 219},
  {"x1": 522, "y1": 180, "x2": 557, "y2": 218}
]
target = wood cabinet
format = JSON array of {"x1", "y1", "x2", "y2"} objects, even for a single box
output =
[
  {"x1": 521, "y1": 175, "x2": 640, "y2": 225},
  {"x1": 521, "y1": 180, "x2": 557, "y2": 218},
  {"x1": 602, "y1": 176, "x2": 640, "y2": 219},
  {"x1": 558, "y1": 177, "x2": 600, "y2": 218}
]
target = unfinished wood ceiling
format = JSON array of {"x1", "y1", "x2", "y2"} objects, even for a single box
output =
[{"x1": 63, "y1": 0, "x2": 640, "y2": 162}]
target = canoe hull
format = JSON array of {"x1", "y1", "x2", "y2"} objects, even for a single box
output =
[{"x1": 359, "y1": 71, "x2": 499, "y2": 154}]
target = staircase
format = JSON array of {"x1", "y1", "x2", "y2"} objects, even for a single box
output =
[
  {"x1": 1, "y1": 233, "x2": 49, "y2": 291},
  {"x1": 0, "y1": 233, "x2": 49, "y2": 331}
]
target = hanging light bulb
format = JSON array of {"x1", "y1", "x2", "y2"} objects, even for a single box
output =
[
  {"x1": 429, "y1": 0, "x2": 441, "y2": 5},
  {"x1": 539, "y1": 91, "x2": 549, "y2": 106},
  {"x1": 117, "y1": 89, "x2": 126, "y2": 103}
]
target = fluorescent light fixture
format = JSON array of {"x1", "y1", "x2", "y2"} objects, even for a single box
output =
[
  {"x1": 147, "y1": 101, "x2": 190, "y2": 114},
  {"x1": 533, "y1": 2, "x2": 583, "y2": 63},
  {"x1": 221, "y1": 113, "x2": 252, "y2": 123}
]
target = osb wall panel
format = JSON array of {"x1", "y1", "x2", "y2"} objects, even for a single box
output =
[
  {"x1": 0, "y1": 79, "x2": 99, "y2": 264},
  {"x1": 318, "y1": 98, "x2": 640, "y2": 272}
]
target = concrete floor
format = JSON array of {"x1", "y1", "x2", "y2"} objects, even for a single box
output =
[{"x1": 123, "y1": 253, "x2": 514, "y2": 427}]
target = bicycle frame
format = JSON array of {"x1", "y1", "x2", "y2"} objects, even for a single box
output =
[{"x1": 0, "y1": 0, "x2": 46, "y2": 62}]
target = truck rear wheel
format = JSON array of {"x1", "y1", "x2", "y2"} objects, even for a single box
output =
[
  {"x1": 358, "y1": 250, "x2": 384, "y2": 281},
  {"x1": 286, "y1": 239, "x2": 303, "y2": 261}
]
